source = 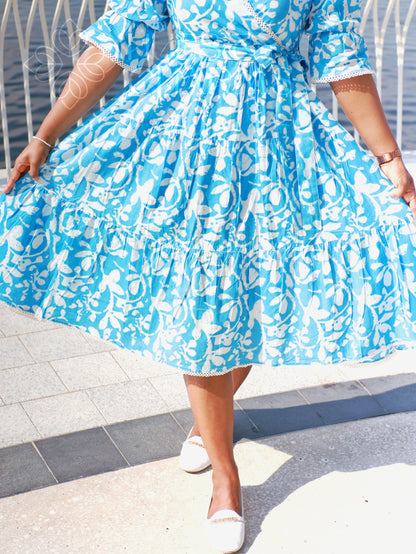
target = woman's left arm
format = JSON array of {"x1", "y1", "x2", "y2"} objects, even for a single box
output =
[{"x1": 330, "y1": 73, "x2": 416, "y2": 223}]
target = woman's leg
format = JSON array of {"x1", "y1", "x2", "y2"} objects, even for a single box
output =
[
  {"x1": 184, "y1": 372, "x2": 243, "y2": 517},
  {"x1": 187, "y1": 364, "x2": 252, "y2": 438},
  {"x1": 232, "y1": 364, "x2": 253, "y2": 394}
]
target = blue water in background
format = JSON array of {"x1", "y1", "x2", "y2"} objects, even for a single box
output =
[{"x1": 0, "y1": 0, "x2": 415, "y2": 168}]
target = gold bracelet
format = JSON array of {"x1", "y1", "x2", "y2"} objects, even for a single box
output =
[{"x1": 376, "y1": 148, "x2": 401, "y2": 166}]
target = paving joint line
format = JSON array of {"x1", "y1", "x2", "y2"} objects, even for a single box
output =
[
  {"x1": 102, "y1": 426, "x2": 131, "y2": 466},
  {"x1": 31, "y1": 441, "x2": 59, "y2": 485}
]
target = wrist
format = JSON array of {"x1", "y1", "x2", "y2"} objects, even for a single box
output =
[
  {"x1": 34, "y1": 129, "x2": 57, "y2": 147},
  {"x1": 33, "y1": 136, "x2": 54, "y2": 149},
  {"x1": 378, "y1": 155, "x2": 408, "y2": 180},
  {"x1": 375, "y1": 147, "x2": 401, "y2": 167}
]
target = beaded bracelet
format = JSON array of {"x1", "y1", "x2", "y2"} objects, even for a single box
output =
[{"x1": 33, "y1": 136, "x2": 54, "y2": 149}]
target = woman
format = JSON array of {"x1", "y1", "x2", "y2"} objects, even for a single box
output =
[{"x1": 1, "y1": 0, "x2": 416, "y2": 552}]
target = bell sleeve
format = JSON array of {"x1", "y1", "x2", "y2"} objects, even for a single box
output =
[
  {"x1": 305, "y1": 0, "x2": 375, "y2": 83},
  {"x1": 78, "y1": 0, "x2": 170, "y2": 75}
]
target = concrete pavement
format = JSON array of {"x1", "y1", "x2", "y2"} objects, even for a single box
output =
[{"x1": 1, "y1": 411, "x2": 415, "y2": 553}]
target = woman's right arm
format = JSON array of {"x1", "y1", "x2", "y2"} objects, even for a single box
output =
[
  {"x1": 3, "y1": 45, "x2": 123, "y2": 194},
  {"x1": 329, "y1": 74, "x2": 416, "y2": 223}
]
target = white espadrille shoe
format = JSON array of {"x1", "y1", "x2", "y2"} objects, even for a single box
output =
[
  {"x1": 178, "y1": 431, "x2": 211, "y2": 473},
  {"x1": 206, "y1": 504, "x2": 245, "y2": 554}
]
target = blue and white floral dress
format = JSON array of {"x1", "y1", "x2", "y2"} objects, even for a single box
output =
[{"x1": 1, "y1": 0, "x2": 416, "y2": 375}]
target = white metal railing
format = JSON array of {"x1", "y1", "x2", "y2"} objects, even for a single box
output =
[
  {"x1": 0, "y1": 0, "x2": 415, "y2": 176},
  {"x1": 361, "y1": 0, "x2": 416, "y2": 147},
  {"x1": 0, "y1": 0, "x2": 176, "y2": 174}
]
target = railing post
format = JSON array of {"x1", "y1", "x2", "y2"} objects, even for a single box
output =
[{"x1": 0, "y1": 0, "x2": 13, "y2": 175}]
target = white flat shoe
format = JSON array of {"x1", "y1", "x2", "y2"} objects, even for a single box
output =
[
  {"x1": 179, "y1": 431, "x2": 211, "y2": 473},
  {"x1": 206, "y1": 507, "x2": 245, "y2": 553}
]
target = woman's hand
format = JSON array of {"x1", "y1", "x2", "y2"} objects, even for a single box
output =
[
  {"x1": 2, "y1": 139, "x2": 52, "y2": 195},
  {"x1": 380, "y1": 157, "x2": 416, "y2": 225},
  {"x1": 2, "y1": 45, "x2": 123, "y2": 197}
]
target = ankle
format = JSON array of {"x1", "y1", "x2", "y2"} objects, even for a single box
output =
[
  {"x1": 188, "y1": 424, "x2": 200, "y2": 438},
  {"x1": 212, "y1": 464, "x2": 239, "y2": 485},
  {"x1": 209, "y1": 468, "x2": 242, "y2": 517}
]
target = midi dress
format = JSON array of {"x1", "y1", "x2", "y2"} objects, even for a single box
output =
[{"x1": 1, "y1": 0, "x2": 416, "y2": 376}]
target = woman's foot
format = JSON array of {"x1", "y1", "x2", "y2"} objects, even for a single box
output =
[
  {"x1": 206, "y1": 468, "x2": 245, "y2": 553},
  {"x1": 178, "y1": 426, "x2": 211, "y2": 472},
  {"x1": 208, "y1": 467, "x2": 242, "y2": 518}
]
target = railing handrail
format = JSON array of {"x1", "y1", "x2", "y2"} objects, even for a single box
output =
[{"x1": 0, "y1": 0, "x2": 415, "y2": 175}]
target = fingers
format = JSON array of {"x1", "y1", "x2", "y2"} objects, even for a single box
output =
[
  {"x1": 2, "y1": 162, "x2": 29, "y2": 194},
  {"x1": 389, "y1": 173, "x2": 416, "y2": 225},
  {"x1": 405, "y1": 194, "x2": 416, "y2": 226},
  {"x1": 409, "y1": 197, "x2": 416, "y2": 225},
  {"x1": 29, "y1": 161, "x2": 40, "y2": 182},
  {"x1": 389, "y1": 174, "x2": 414, "y2": 198},
  {"x1": 389, "y1": 184, "x2": 404, "y2": 200},
  {"x1": 1, "y1": 142, "x2": 46, "y2": 194}
]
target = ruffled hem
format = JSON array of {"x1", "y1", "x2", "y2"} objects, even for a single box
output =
[
  {"x1": 78, "y1": 6, "x2": 166, "y2": 76},
  {"x1": 1, "y1": 183, "x2": 416, "y2": 376}
]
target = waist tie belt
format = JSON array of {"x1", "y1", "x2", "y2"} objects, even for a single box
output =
[{"x1": 176, "y1": 38, "x2": 322, "y2": 238}]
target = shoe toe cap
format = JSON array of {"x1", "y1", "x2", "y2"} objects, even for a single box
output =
[
  {"x1": 206, "y1": 510, "x2": 245, "y2": 553},
  {"x1": 179, "y1": 440, "x2": 211, "y2": 472}
]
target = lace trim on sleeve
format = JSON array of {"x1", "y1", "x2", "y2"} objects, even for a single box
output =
[
  {"x1": 80, "y1": 36, "x2": 145, "y2": 74},
  {"x1": 311, "y1": 68, "x2": 376, "y2": 83}
]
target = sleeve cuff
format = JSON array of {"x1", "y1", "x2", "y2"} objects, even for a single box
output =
[
  {"x1": 79, "y1": 9, "x2": 155, "y2": 75},
  {"x1": 308, "y1": 29, "x2": 375, "y2": 84},
  {"x1": 310, "y1": 67, "x2": 375, "y2": 83}
]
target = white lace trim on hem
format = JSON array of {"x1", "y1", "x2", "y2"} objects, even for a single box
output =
[
  {"x1": 80, "y1": 36, "x2": 143, "y2": 74},
  {"x1": 311, "y1": 68, "x2": 376, "y2": 83}
]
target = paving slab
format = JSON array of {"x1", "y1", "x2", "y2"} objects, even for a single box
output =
[
  {"x1": 35, "y1": 428, "x2": 129, "y2": 482},
  {"x1": 81, "y1": 332, "x2": 120, "y2": 353},
  {"x1": 234, "y1": 363, "x2": 350, "y2": 399},
  {"x1": 298, "y1": 381, "x2": 385, "y2": 424},
  {"x1": 50, "y1": 352, "x2": 129, "y2": 391},
  {"x1": 0, "y1": 411, "x2": 414, "y2": 554},
  {"x1": 111, "y1": 349, "x2": 177, "y2": 379},
  {"x1": 19, "y1": 327, "x2": 94, "y2": 362},
  {"x1": 22, "y1": 391, "x2": 106, "y2": 437},
  {"x1": 148, "y1": 372, "x2": 191, "y2": 411},
  {"x1": 0, "y1": 336, "x2": 34, "y2": 369},
  {"x1": 2, "y1": 372, "x2": 415, "y2": 498},
  {"x1": 0, "y1": 306, "x2": 60, "y2": 335},
  {"x1": 0, "y1": 362, "x2": 66, "y2": 403},
  {"x1": 360, "y1": 373, "x2": 416, "y2": 413},
  {"x1": 87, "y1": 380, "x2": 170, "y2": 423},
  {"x1": 236, "y1": 390, "x2": 325, "y2": 435},
  {"x1": 0, "y1": 404, "x2": 41, "y2": 447},
  {"x1": 0, "y1": 443, "x2": 56, "y2": 497},
  {"x1": 105, "y1": 414, "x2": 187, "y2": 465},
  {"x1": 172, "y1": 406, "x2": 262, "y2": 443}
]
